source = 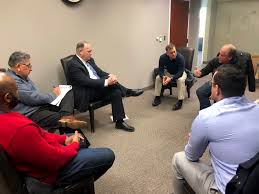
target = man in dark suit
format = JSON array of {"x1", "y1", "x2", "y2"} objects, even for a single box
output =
[{"x1": 67, "y1": 41, "x2": 142, "y2": 132}]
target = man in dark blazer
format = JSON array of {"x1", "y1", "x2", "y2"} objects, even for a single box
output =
[
  {"x1": 66, "y1": 41, "x2": 142, "y2": 132},
  {"x1": 194, "y1": 44, "x2": 255, "y2": 110}
]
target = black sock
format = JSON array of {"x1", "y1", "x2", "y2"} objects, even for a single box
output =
[{"x1": 116, "y1": 119, "x2": 123, "y2": 124}]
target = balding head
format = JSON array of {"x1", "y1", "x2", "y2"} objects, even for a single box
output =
[
  {"x1": 0, "y1": 72, "x2": 19, "y2": 112},
  {"x1": 76, "y1": 41, "x2": 92, "y2": 61},
  {"x1": 218, "y1": 44, "x2": 236, "y2": 64}
]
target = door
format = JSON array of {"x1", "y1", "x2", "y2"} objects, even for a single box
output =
[{"x1": 170, "y1": 0, "x2": 189, "y2": 47}]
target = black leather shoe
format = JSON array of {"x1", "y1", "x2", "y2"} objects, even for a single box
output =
[
  {"x1": 152, "y1": 96, "x2": 161, "y2": 106},
  {"x1": 115, "y1": 121, "x2": 135, "y2": 132},
  {"x1": 126, "y1": 89, "x2": 144, "y2": 97},
  {"x1": 172, "y1": 100, "x2": 183, "y2": 111}
]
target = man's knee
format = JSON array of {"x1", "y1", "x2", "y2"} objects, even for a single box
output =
[
  {"x1": 177, "y1": 79, "x2": 186, "y2": 88},
  {"x1": 110, "y1": 88, "x2": 123, "y2": 98},
  {"x1": 155, "y1": 75, "x2": 161, "y2": 80},
  {"x1": 77, "y1": 148, "x2": 115, "y2": 167},
  {"x1": 155, "y1": 75, "x2": 162, "y2": 83},
  {"x1": 196, "y1": 86, "x2": 206, "y2": 97},
  {"x1": 172, "y1": 151, "x2": 186, "y2": 172},
  {"x1": 98, "y1": 148, "x2": 115, "y2": 166}
]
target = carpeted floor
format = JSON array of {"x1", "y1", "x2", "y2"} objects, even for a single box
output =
[{"x1": 77, "y1": 77, "x2": 259, "y2": 194}]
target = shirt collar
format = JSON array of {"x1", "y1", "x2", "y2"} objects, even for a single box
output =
[
  {"x1": 76, "y1": 54, "x2": 90, "y2": 65},
  {"x1": 7, "y1": 69, "x2": 29, "y2": 81}
]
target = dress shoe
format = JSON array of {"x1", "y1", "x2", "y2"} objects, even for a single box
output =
[
  {"x1": 59, "y1": 118, "x2": 87, "y2": 129},
  {"x1": 172, "y1": 100, "x2": 183, "y2": 111},
  {"x1": 115, "y1": 121, "x2": 135, "y2": 132},
  {"x1": 152, "y1": 96, "x2": 161, "y2": 106},
  {"x1": 126, "y1": 89, "x2": 144, "y2": 97}
]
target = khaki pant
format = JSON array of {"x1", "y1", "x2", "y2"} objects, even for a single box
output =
[
  {"x1": 172, "y1": 152, "x2": 221, "y2": 194},
  {"x1": 154, "y1": 71, "x2": 187, "y2": 100}
]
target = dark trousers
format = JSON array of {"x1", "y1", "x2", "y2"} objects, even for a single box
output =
[
  {"x1": 29, "y1": 90, "x2": 74, "y2": 131},
  {"x1": 56, "y1": 148, "x2": 115, "y2": 186},
  {"x1": 89, "y1": 84, "x2": 126, "y2": 121},
  {"x1": 196, "y1": 81, "x2": 212, "y2": 110},
  {"x1": 117, "y1": 84, "x2": 128, "y2": 97}
]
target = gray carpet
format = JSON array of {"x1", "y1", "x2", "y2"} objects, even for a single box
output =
[{"x1": 77, "y1": 77, "x2": 259, "y2": 194}]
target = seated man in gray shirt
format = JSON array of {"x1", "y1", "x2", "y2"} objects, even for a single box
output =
[
  {"x1": 7, "y1": 51, "x2": 86, "y2": 132},
  {"x1": 172, "y1": 65, "x2": 259, "y2": 194}
]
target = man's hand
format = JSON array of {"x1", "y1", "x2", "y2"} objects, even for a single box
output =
[
  {"x1": 107, "y1": 74, "x2": 118, "y2": 85},
  {"x1": 52, "y1": 86, "x2": 61, "y2": 96},
  {"x1": 194, "y1": 67, "x2": 202, "y2": 77},
  {"x1": 65, "y1": 131, "x2": 84, "y2": 145},
  {"x1": 162, "y1": 76, "x2": 172, "y2": 85}
]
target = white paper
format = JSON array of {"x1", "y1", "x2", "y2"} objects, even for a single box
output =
[{"x1": 50, "y1": 85, "x2": 72, "y2": 106}]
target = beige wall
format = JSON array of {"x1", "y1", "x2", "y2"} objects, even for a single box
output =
[
  {"x1": 203, "y1": 0, "x2": 217, "y2": 62},
  {"x1": 204, "y1": 0, "x2": 259, "y2": 58},
  {"x1": 0, "y1": 0, "x2": 170, "y2": 92},
  {"x1": 188, "y1": 0, "x2": 201, "y2": 69}
]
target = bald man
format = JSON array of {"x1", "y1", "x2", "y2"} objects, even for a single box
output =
[
  {"x1": 194, "y1": 44, "x2": 255, "y2": 110},
  {"x1": 0, "y1": 72, "x2": 115, "y2": 192},
  {"x1": 66, "y1": 41, "x2": 141, "y2": 132}
]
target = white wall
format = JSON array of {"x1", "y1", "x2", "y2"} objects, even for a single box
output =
[
  {"x1": 203, "y1": 0, "x2": 217, "y2": 62},
  {"x1": 188, "y1": 0, "x2": 201, "y2": 69},
  {"x1": 204, "y1": 0, "x2": 259, "y2": 58},
  {"x1": 0, "y1": 0, "x2": 170, "y2": 92}
]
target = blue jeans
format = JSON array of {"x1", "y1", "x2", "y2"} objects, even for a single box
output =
[
  {"x1": 56, "y1": 148, "x2": 115, "y2": 187},
  {"x1": 196, "y1": 81, "x2": 212, "y2": 110}
]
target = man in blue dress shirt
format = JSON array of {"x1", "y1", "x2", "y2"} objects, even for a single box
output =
[{"x1": 172, "y1": 64, "x2": 259, "y2": 194}]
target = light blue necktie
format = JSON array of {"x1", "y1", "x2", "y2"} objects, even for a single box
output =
[{"x1": 86, "y1": 62, "x2": 100, "y2": 79}]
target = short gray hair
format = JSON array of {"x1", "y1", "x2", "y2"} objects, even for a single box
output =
[
  {"x1": 8, "y1": 51, "x2": 30, "y2": 67},
  {"x1": 165, "y1": 43, "x2": 176, "y2": 51},
  {"x1": 76, "y1": 41, "x2": 89, "y2": 53}
]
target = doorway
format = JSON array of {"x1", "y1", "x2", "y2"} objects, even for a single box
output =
[{"x1": 170, "y1": 0, "x2": 189, "y2": 47}]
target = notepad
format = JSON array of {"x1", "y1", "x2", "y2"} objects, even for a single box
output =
[{"x1": 50, "y1": 85, "x2": 72, "y2": 106}]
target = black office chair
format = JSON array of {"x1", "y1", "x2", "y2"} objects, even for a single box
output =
[
  {"x1": 0, "y1": 145, "x2": 95, "y2": 194},
  {"x1": 226, "y1": 152, "x2": 259, "y2": 194},
  {"x1": 61, "y1": 55, "x2": 111, "y2": 133},
  {"x1": 153, "y1": 47, "x2": 196, "y2": 98},
  {"x1": 0, "y1": 68, "x2": 7, "y2": 72}
]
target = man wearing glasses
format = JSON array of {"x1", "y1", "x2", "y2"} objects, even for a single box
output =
[{"x1": 7, "y1": 51, "x2": 86, "y2": 132}]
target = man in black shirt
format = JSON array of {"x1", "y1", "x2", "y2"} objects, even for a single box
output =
[
  {"x1": 152, "y1": 43, "x2": 187, "y2": 110},
  {"x1": 194, "y1": 44, "x2": 255, "y2": 110}
]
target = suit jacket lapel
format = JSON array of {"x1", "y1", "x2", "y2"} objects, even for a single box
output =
[{"x1": 74, "y1": 55, "x2": 90, "y2": 76}]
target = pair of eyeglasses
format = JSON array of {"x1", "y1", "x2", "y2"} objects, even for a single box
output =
[
  {"x1": 21, "y1": 63, "x2": 32, "y2": 68},
  {"x1": 209, "y1": 80, "x2": 219, "y2": 87}
]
